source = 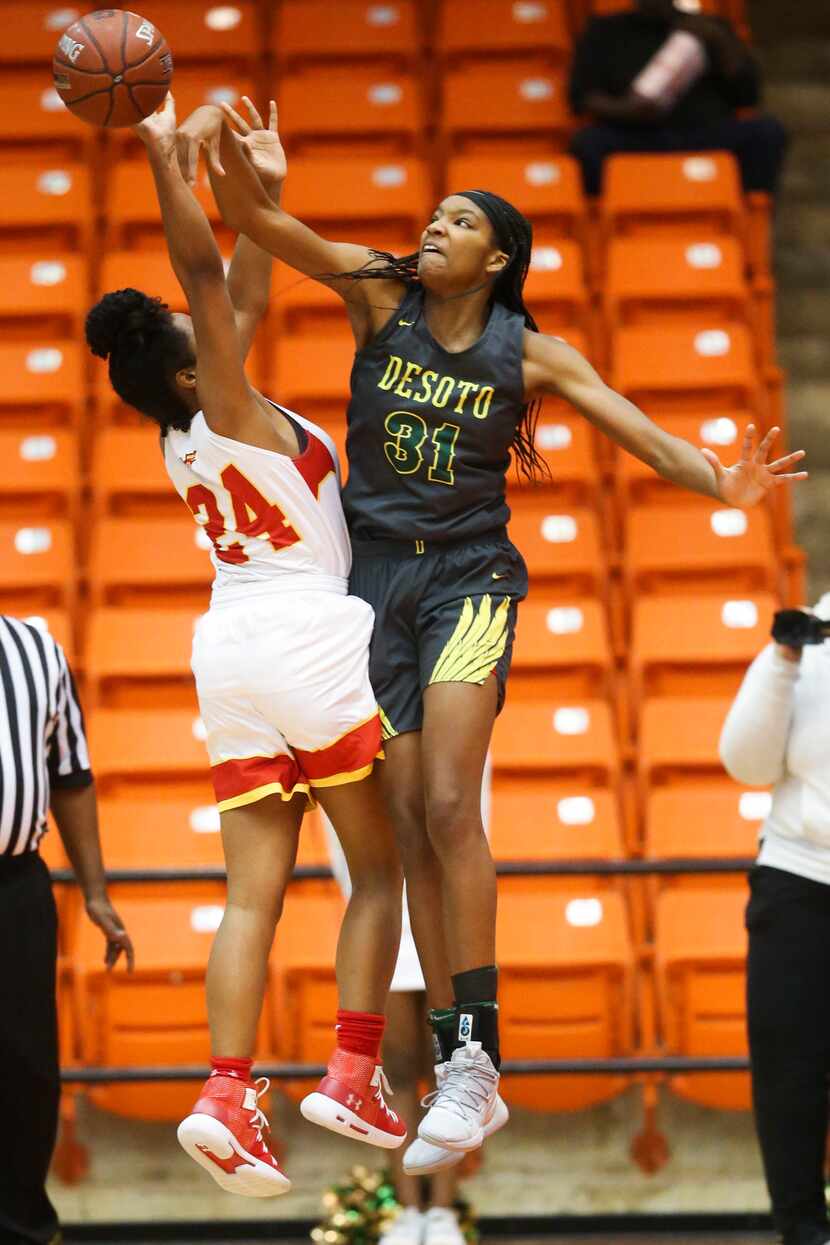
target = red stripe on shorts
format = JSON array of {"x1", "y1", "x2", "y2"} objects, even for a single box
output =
[
  {"x1": 293, "y1": 714, "x2": 382, "y2": 784},
  {"x1": 211, "y1": 753, "x2": 303, "y2": 804}
]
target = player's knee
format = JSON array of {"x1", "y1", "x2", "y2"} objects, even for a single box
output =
[{"x1": 424, "y1": 786, "x2": 482, "y2": 856}]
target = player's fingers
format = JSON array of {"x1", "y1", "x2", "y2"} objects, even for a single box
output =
[
  {"x1": 754, "y1": 425, "x2": 780, "y2": 461},
  {"x1": 771, "y1": 471, "x2": 809, "y2": 485},
  {"x1": 269, "y1": 99, "x2": 278, "y2": 132},
  {"x1": 205, "y1": 133, "x2": 225, "y2": 177},
  {"x1": 700, "y1": 447, "x2": 725, "y2": 476},
  {"x1": 739, "y1": 422, "x2": 756, "y2": 461},
  {"x1": 176, "y1": 130, "x2": 199, "y2": 186},
  {"x1": 220, "y1": 101, "x2": 251, "y2": 135},
  {"x1": 768, "y1": 450, "x2": 806, "y2": 473},
  {"x1": 242, "y1": 95, "x2": 264, "y2": 130}
]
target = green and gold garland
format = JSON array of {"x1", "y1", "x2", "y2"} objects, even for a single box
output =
[{"x1": 312, "y1": 1166, "x2": 479, "y2": 1245}]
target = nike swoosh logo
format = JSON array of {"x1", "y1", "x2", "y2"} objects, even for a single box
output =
[
  {"x1": 398, "y1": 319, "x2": 415, "y2": 326},
  {"x1": 492, "y1": 572, "x2": 506, "y2": 580}
]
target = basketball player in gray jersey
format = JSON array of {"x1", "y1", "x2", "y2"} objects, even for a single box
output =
[{"x1": 179, "y1": 97, "x2": 807, "y2": 1176}]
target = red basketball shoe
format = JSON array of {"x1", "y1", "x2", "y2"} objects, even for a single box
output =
[
  {"x1": 300, "y1": 1050, "x2": 407, "y2": 1148},
  {"x1": 177, "y1": 1074, "x2": 290, "y2": 1197}
]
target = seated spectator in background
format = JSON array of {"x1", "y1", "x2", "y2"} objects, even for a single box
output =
[{"x1": 568, "y1": 0, "x2": 788, "y2": 197}]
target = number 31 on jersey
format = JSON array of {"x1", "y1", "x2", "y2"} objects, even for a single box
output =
[{"x1": 384, "y1": 412, "x2": 460, "y2": 486}]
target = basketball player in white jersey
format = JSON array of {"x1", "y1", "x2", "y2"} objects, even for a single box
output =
[{"x1": 85, "y1": 95, "x2": 407, "y2": 1197}]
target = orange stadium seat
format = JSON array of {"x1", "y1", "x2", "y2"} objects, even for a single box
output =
[
  {"x1": 267, "y1": 885, "x2": 346, "y2": 1097},
  {"x1": 437, "y1": 0, "x2": 571, "y2": 60},
  {"x1": 110, "y1": 67, "x2": 257, "y2": 156},
  {"x1": 134, "y1": 1, "x2": 259, "y2": 60},
  {"x1": 281, "y1": 155, "x2": 430, "y2": 240},
  {"x1": 492, "y1": 697, "x2": 620, "y2": 788},
  {"x1": 443, "y1": 60, "x2": 572, "y2": 148},
  {"x1": 498, "y1": 887, "x2": 635, "y2": 1110},
  {"x1": 0, "y1": 519, "x2": 75, "y2": 613},
  {"x1": 71, "y1": 891, "x2": 230, "y2": 1121},
  {"x1": 612, "y1": 323, "x2": 761, "y2": 415},
  {"x1": 604, "y1": 236, "x2": 752, "y2": 335},
  {"x1": 601, "y1": 153, "x2": 745, "y2": 245},
  {"x1": 90, "y1": 427, "x2": 180, "y2": 517},
  {"x1": 87, "y1": 708, "x2": 211, "y2": 798},
  {"x1": 270, "y1": 263, "x2": 348, "y2": 338},
  {"x1": 511, "y1": 595, "x2": 613, "y2": 699},
  {"x1": 99, "y1": 251, "x2": 186, "y2": 313},
  {"x1": 655, "y1": 887, "x2": 750, "y2": 1110},
  {"x1": 490, "y1": 777, "x2": 625, "y2": 867},
  {"x1": 507, "y1": 413, "x2": 598, "y2": 506},
  {"x1": 638, "y1": 695, "x2": 735, "y2": 798},
  {"x1": 645, "y1": 784, "x2": 768, "y2": 886},
  {"x1": 0, "y1": 341, "x2": 84, "y2": 426},
  {"x1": 107, "y1": 162, "x2": 220, "y2": 249},
  {"x1": 0, "y1": 255, "x2": 87, "y2": 338},
  {"x1": 271, "y1": 335, "x2": 354, "y2": 417},
  {"x1": 0, "y1": 5, "x2": 91, "y2": 64},
  {"x1": 0, "y1": 431, "x2": 79, "y2": 520},
  {"x1": 0, "y1": 161, "x2": 92, "y2": 251},
  {"x1": 446, "y1": 152, "x2": 586, "y2": 240},
  {"x1": 630, "y1": 592, "x2": 777, "y2": 708},
  {"x1": 523, "y1": 239, "x2": 590, "y2": 335},
  {"x1": 88, "y1": 517, "x2": 212, "y2": 608},
  {"x1": 275, "y1": 0, "x2": 421, "y2": 64},
  {"x1": 0, "y1": 73, "x2": 90, "y2": 150},
  {"x1": 507, "y1": 502, "x2": 606, "y2": 597},
  {"x1": 624, "y1": 503, "x2": 777, "y2": 599},
  {"x1": 615, "y1": 411, "x2": 753, "y2": 511},
  {"x1": 279, "y1": 67, "x2": 422, "y2": 151},
  {"x1": 96, "y1": 797, "x2": 224, "y2": 872},
  {"x1": 85, "y1": 609, "x2": 200, "y2": 710},
  {"x1": 8, "y1": 610, "x2": 74, "y2": 661}
]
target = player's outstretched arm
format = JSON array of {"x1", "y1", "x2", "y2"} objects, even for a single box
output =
[
  {"x1": 523, "y1": 331, "x2": 808, "y2": 509},
  {"x1": 135, "y1": 95, "x2": 262, "y2": 442}
]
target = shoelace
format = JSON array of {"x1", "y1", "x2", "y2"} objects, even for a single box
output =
[
  {"x1": 424, "y1": 1050, "x2": 497, "y2": 1121},
  {"x1": 370, "y1": 1065, "x2": 399, "y2": 1124},
  {"x1": 247, "y1": 1076, "x2": 271, "y2": 1145}
]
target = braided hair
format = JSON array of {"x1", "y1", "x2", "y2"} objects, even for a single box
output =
[
  {"x1": 85, "y1": 288, "x2": 196, "y2": 433},
  {"x1": 332, "y1": 190, "x2": 548, "y2": 482}
]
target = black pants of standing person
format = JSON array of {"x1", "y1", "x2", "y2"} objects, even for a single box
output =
[
  {"x1": 570, "y1": 113, "x2": 789, "y2": 196},
  {"x1": 746, "y1": 864, "x2": 830, "y2": 1245},
  {"x1": 0, "y1": 852, "x2": 61, "y2": 1245}
]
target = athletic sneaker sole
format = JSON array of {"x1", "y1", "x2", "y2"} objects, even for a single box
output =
[
  {"x1": 177, "y1": 1113, "x2": 291, "y2": 1198},
  {"x1": 416, "y1": 1092, "x2": 509, "y2": 1155},
  {"x1": 300, "y1": 1091, "x2": 408, "y2": 1149}
]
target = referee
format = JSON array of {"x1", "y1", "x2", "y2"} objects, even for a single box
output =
[{"x1": 0, "y1": 615, "x2": 134, "y2": 1245}]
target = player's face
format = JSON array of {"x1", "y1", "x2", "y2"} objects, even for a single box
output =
[
  {"x1": 418, "y1": 196, "x2": 508, "y2": 290},
  {"x1": 171, "y1": 313, "x2": 198, "y2": 393}
]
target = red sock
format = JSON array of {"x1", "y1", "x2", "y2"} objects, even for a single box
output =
[
  {"x1": 210, "y1": 1056, "x2": 253, "y2": 1081},
  {"x1": 335, "y1": 1009, "x2": 386, "y2": 1061}
]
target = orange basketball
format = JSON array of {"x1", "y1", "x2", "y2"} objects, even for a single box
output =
[{"x1": 52, "y1": 9, "x2": 173, "y2": 128}]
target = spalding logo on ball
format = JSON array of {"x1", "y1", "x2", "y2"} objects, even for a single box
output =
[{"x1": 53, "y1": 9, "x2": 173, "y2": 127}]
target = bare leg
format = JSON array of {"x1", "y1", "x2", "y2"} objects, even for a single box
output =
[
  {"x1": 421, "y1": 680, "x2": 498, "y2": 974},
  {"x1": 383, "y1": 991, "x2": 428, "y2": 1207},
  {"x1": 317, "y1": 768, "x2": 403, "y2": 1014},
  {"x1": 381, "y1": 733, "x2": 454, "y2": 1010},
  {"x1": 207, "y1": 793, "x2": 304, "y2": 1057}
]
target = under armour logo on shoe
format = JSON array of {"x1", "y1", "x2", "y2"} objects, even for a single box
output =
[
  {"x1": 458, "y1": 1013, "x2": 473, "y2": 1042},
  {"x1": 346, "y1": 1093, "x2": 363, "y2": 1110}
]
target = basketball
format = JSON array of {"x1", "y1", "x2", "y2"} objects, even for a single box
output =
[{"x1": 52, "y1": 9, "x2": 173, "y2": 128}]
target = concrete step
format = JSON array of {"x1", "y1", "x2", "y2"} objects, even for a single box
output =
[
  {"x1": 778, "y1": 336, "x2": 830, "y2": 382},
  {"x1": 775, "y1": 287, "x2": 830, "y2": 336},
  {"x1": 779, "y1": 135, "x2": 830, "y2": 201},
  {"x1": 764, "y1": 83, "x2": 830, "y2": 132},
  {"x1": 758, "y1": 41, "x2": 830, "y2": 83},
  {"x1": 775, "y1": 200, "x2": 830, "y2": 250},
  {"x1": 775, "y1": 242, "x2": 830, "y2": 288},
  {"x1": 794, "y1": 468, "x2": 830, "y2": 600},
  {"x1": 785, "y1": 383, "x2": 830, "y2": 471},
  {"x1": 750, "y1": 0, "x2": 830, "y2": 45}
]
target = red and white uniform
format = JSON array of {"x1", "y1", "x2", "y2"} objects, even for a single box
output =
[{"x1": 164, "y1": 406, "x2": 381, "y2": 812}]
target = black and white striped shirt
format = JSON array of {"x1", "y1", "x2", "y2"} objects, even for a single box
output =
[{"x1": 0, "y1": 616, "x2": 92, "y2": 857}]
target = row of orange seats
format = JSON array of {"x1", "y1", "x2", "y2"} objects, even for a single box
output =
[
  {"x1": 52, "y1": 871, "x2": 751, "y2": 1123},
  {"x1": 0, "y1": 1, "x2": 751, "y2": 72}
]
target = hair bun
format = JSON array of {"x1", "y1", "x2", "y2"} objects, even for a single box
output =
[{"x1": 84, "y1": 288, "x2": 166, "y2": 360}]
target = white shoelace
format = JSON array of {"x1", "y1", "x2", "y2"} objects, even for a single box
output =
[
  {"x1": 371, "y1": 1065, "x2": 399, "y2": 1124},
  {"x1": 247, "y1": 1076, "x2": 271, "y2": 1144},
  {"x1": 423, "y1": 1049, "x2": 497, "y2": 1121}
]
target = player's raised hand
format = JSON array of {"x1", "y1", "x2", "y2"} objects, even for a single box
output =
[
  {"x1": 133, "y1": 91, "x2": 177, "y2": 156},
  {"x1": 176, "y1": 103, "x2": 225, "y2": 186},
  {"x1": 701, "y1": 424, "x2": 808, "y2": 509},
  {"x1": 220, "y1": 98, "x2": 286, "y2": 196}
]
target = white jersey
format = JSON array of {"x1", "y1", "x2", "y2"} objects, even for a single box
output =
[{"x1": 164, "y1": 406, "x2": 350, "y2": 604}]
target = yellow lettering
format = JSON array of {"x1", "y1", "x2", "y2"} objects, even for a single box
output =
[
  {"x1": 378, "y1": 355, "x2": 403, "y2": 391},
  {"x1": 453, "y1": 380, "x2": 479, "y2": 416},
  {"x1": 433, "y1": 376, "x2": 455, "y2": 409},
  {"x1": 413, "y1": 369, "x2": 438, "y2": 405},
  {"x1": 472, "y1": 386, "x2": 494, "y2": 420},
  {"x1": 394, "y1": 359, "x2": 423, "y2": 400}
]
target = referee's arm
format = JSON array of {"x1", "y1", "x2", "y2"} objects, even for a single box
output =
[{"x1": 48, "y1": 645, "x2": 135, "y2": 972}]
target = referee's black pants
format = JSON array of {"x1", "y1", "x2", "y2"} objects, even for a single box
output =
[
  {"x1": 0, "y1": 852, "x2": 60, "y2": 1245},
  {"x1": 746, "y1": 864, "x2": 830, "y2": 1245}
]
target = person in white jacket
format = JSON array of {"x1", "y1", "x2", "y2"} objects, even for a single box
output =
[{"x1": 719, "y1": 594, "x2": 830, "y2": 1245}]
